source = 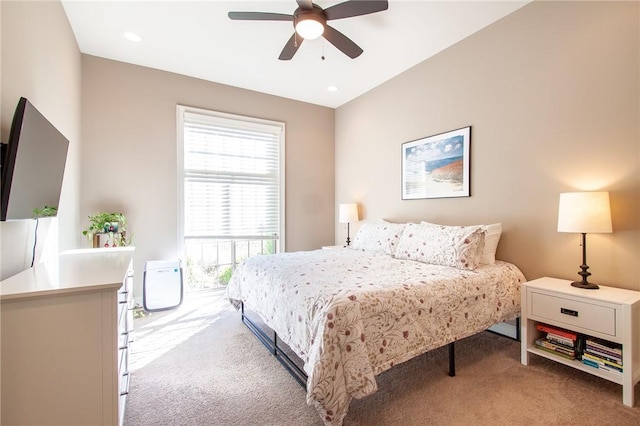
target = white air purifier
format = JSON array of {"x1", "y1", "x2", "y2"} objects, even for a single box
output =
[{"x1": 143, "y1": 260, "x2": 183, "y2": 312}]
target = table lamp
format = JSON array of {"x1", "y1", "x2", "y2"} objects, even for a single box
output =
[
  {"x1": 339, "y1": 203, "x2": 359, "y2": 246},
  {"x1": 557, "y1": 191, "x2": 612, "y2": 289}
]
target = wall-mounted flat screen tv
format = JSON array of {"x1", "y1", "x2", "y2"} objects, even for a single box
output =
[{"x1": 0, "y1": 97, "x2": 69, "y2": 221}]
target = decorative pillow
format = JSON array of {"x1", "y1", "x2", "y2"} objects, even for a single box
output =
[
  {"x1": 350, "y1": 221, "x2": 405, "y2": 255},
  {"x1": 421, "y1": 221, "x2": 502, "y2": 266},
  {"x1": 479, "y1": 223, "x2": 502, "y2": 265},
  {"x1": 395, "y1": 222, "x2": 485, "y2": 270}
]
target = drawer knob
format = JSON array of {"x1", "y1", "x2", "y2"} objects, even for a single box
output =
[{"x1": 561, "y1": 307, "x2": 579, "y2": 317}]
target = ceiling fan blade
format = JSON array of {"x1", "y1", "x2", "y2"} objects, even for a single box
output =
[
  {"x1": 296, "y1": 0, "x2": 314, "y2": 10},
  {"x1": 324, "y1": 0, "x2": 388, "y2": 21},
  {"x1": 323, "y1": 25, "x2": 363, "y2": 59},
  {"x1": 228, "y1": 11, "x2": 293, "y2": 21},
  {"x1": 279, "y1": 33, "x2": 303, "y2": 60}
]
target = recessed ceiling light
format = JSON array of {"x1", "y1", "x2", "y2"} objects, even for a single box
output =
[
  {"x1": 124, "y1": 32, "x2": 142, "y2": 42},
  {"x1": 327, "y1": 86, "x2": 338, "y2": 92}
]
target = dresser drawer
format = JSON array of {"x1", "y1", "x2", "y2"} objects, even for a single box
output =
[
  {"x1": 530, "y1": 291, "x2": 616, "y2": 336},
  {"x1": 119, "y1": 349, "x2": 129, "y2": 392},
  {"x1": 118, "y1": 300, "x2": 127, "y2": 327},
  {"x1": 119, "y1": 328, "x2": 131, "y2": 350}
]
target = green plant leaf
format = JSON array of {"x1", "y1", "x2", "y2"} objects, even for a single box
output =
[{"x1": 33, "y1": 205, "x2": 57, "y2": 218}]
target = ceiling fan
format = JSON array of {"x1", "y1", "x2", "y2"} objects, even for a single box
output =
[{"x1": 228, "y1": 0, "x2": 389, "y2": 60}]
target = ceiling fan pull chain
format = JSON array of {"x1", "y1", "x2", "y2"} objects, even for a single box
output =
[{"x1": 321, "y1": 38, "x2": 325, "y2": 61}]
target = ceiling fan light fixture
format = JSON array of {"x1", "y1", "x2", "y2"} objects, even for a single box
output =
[{"x1": 295, "y1": 17, "x2": 324, "y2": 40}]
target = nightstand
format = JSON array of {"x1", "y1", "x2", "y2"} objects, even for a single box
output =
[{"x1": 521, "y1": 277, "x2": 640, "y2": 407}]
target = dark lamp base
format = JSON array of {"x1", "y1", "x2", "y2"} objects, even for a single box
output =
[{"x1": 571, "y1": 281, "x2": 599, "y2": 290}]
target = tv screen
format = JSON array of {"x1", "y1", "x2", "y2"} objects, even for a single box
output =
[{"x1": 1, "y1": 97, "x2": 69, "y2": 221}]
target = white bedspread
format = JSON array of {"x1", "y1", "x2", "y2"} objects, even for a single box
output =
[{"x1": 226, "y1": 248, "x2": 525, "y2": 425}]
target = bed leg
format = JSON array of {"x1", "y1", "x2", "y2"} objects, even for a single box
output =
[
  {"x1": 273, "y1": 332, "x2": 278, "y2": 356},
  {"x1": 448, "y1": 342, "x2": 455, "y2": 377}
]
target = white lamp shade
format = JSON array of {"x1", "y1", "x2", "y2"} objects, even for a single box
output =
[
  {"x1": 339, "y1": 203, "x2": 358, "y2": 224},
  {"x1": 295, "y1": 18, "x2": 324, "y2": 40},
  {"x1": 557, "y1": 191, "x2": 612, "y2": 233}
]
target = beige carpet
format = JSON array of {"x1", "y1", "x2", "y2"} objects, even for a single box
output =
[{"x1": 124, "y1": 290, "x2": 640, "y2": 426}]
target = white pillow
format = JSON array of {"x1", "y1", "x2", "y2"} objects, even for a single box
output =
[
  {"x1": 350, "y1": 221, "x2": 405, "y2": 255},
  {"x1": 395, "y1": 222, "x2": 485, "y2": 270},
  {"x1": 480, "y1": 223, "x2": 502, "y2": 265},
  {"x1": 421, "y1": 221, "x2": 502, "y2": 265}
]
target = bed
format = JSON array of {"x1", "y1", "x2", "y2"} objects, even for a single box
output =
[{"x1": 226, "y1": 221, "x2": 526, "y2": 425}]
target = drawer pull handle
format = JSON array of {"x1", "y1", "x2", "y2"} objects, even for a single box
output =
[
  {"x1": 119, "y1": 300, "x2": 128, "y2": 305},
  {"x1": 119, "y1": 345, "x2": 128, "y2": 350},
  {"x1": 120, "y1": 391, "x2": 129, "y2": 396},
  {"x1": 561, "y1": 307, "x2": 578, "y2": 317}
]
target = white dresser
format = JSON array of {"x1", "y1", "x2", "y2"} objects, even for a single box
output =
[{"x1": 0, "y1": 247, "x2": 135, "y2": 426}]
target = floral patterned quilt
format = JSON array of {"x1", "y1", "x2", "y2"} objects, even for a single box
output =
[{"x1": 226, "y1": 248, "x2": 525, "y2": 425}]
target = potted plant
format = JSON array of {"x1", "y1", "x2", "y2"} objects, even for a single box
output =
[
  {"x1": 32, "y1": 205, "x2": 58, "y2": 218},
  {"x1": 82, "y1": 212, "x2": 130, "y2": 247}
]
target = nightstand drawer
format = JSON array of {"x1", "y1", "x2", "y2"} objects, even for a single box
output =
[{"x1": 530, "y1": 292, "x2": 616, "y2": 336}]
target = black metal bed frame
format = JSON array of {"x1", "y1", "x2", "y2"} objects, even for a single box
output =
[
  {"x1": 239, "y1": 303, "x2": 523, "y2": 389},
  {"x1": 241, "y1": 302, "x2": 308, "y2": 387}
]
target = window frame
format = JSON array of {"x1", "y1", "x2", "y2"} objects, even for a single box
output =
[{"x1": 176, "y1": 105, "x2": 286, "y2": 261}]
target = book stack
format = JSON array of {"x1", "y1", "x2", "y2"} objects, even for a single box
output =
[
  {"x1": 534, "y1": 323, "x2": 577, "y2": 360},
  {"x1": 581, "y1": 337, "x2": 623, "y2": 375}
]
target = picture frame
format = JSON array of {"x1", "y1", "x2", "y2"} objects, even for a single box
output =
[{"x1": 401, "y1": 126, "x2": 471, "y2": 200}]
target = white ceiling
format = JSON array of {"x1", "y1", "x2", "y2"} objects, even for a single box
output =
[{"x1": 61, "y1": 0, "x2": 531, "y2": 108}]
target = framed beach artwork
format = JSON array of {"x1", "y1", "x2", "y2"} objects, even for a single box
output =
[{"x1": 401, "y1": 126, "x2": 471, "y2": 200}]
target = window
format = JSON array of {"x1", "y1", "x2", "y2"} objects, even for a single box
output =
[{"x1": 177, "y1": 106, "x2": 285, "y2": 290}]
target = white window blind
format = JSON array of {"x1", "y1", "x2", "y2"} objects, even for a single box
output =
[{"x1": 181, "y1": 110, "x2": 283, "y2": 240}]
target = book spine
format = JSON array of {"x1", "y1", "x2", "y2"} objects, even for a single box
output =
[
  {"x1": 582, "y1": 353, "x2": 623, "y2": 371},
  {"x1": 536, "y1": 339, "x2": 575, "y2": 356},
  {"x1": 536, "y1": 323, "x2": 577, "y2": 340},
  {"x1": 575, "y1": 334, "x2": 585, "y2": 359},
  {"x1": 584, "y1": 348, "x2": 622, "y2": 365},
  {"x1": 582, "y1": 355, "x2": 623, "y2": 374},
  {"x1": 582, "y1": 358, "x2": 599, "y2": 369},
  {"x1": 585, "y1": 341, "x2": 622, "y2": 357},
  {"x1": 535, "y1": 341, "x2": 576, "y2": 360},
  {"x1": 582, "y1": 358, "x2": 622, "y2": 375},
  {"x1": 597, "y1": 364, "x2": 623, "y2": 375},
  {"x1": 546, "y1": 333, "x2": 575, "y2": 348}
]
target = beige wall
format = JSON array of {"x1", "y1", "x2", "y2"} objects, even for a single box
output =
[
  {"x1": 81, "y1": 56, "x2": 335, "y2": 300},
  {"x1": 335, "y1": 1, "x2": 639, "y2": 290},
  {"x1": 3, "y1": 0, "x2": 636, "y2": 297},
  {"x1": 0, "y1": 1, "x2": 82, "y2": 279}
]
